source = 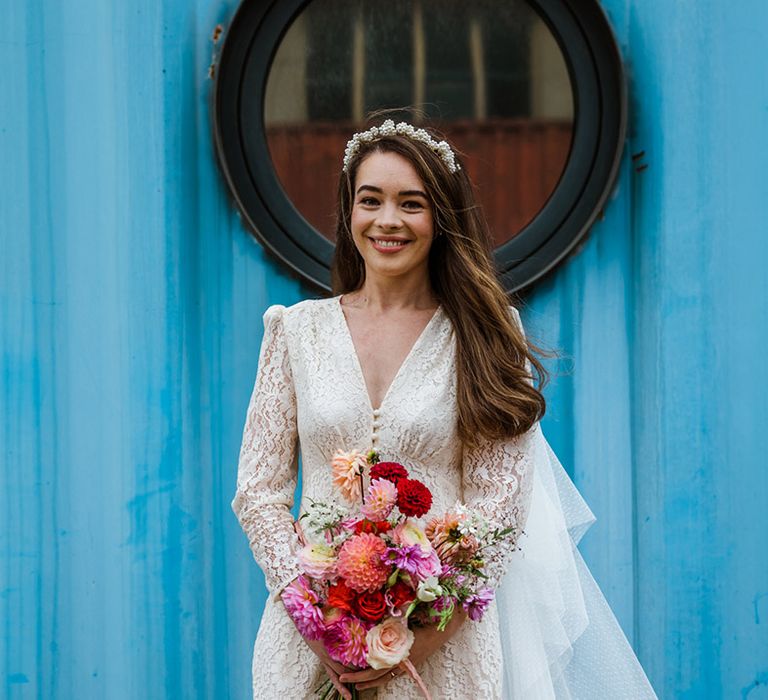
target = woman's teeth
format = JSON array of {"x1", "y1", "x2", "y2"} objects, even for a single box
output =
[{"x1": 374, "y1": 239, "x2": 408, "y2": 247}]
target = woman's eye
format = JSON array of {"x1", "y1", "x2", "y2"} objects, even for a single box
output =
[
  {"x1": 402, "y1": 200, "x2": 426, "y2": 210},
  {"x1": 358, "y1": 197, "x2": 379, "y2": 206}
]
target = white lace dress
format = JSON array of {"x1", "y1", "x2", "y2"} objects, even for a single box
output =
[{"x1": 232, "y1": 296, "x2": 657, "y2": 700}]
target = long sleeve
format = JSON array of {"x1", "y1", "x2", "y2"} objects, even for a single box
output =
[
  {"x1": 231, "y1": 305, "x2": 303, "y2": 602},
  {"x1": 460, "y1": 306, "x2": 536, "y2": 590}
]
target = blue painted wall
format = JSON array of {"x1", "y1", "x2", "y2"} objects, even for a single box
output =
[{"x1": 2, "y1": 1, "x2": 766, "y2": 698}]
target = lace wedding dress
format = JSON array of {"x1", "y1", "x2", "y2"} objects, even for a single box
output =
[{"x1": 232, "y1": 296, "x2": 657, "y2": 699}]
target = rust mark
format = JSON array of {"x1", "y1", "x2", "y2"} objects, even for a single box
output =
[
  {"x1": 208, "y1": 63, "x2": 216, "y2": 80},
  {"x1": 631, "y1": 150, "x2": 645, "y2": 161},
  {"x1": 635, "y1": 163, "x2": 648, "y2": 173},
  {"x1": 212, "y1": 24, "x2": 224, "y2": 43}
]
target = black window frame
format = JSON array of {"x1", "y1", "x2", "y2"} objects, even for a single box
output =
[{"x1": 212, "y1": 0, "x2": 627, "y2": 293}]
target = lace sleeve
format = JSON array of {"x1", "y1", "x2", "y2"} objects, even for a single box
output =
[
  {"x1": 460, "y1": 306, "x2": 535, "y2": 590},
  {"x1": 231, "y1": 305, "x2": 303, "y2": 602}
]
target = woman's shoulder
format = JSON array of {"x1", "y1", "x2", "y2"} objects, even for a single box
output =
[{"x1": 262, "y1": 296, "x2": 339, "y2": 330}]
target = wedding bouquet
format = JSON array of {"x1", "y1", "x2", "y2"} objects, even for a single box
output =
[{"x1": 281, "y1": 450, "x2": 520, "y2": 699}]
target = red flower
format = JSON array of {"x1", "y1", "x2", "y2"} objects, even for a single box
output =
[
  {"x1": 370, "y1": 462, "x2": 409, "y2": 485},
  {"x1": 396, "y1": 478, "x2": 433, "y2": 518},
  {"x1": 353, "y1": 519, "x2": 378, "y2": 535},
  {"x1": 355, "y1": 590, "x2": 387, "y2": 623},
  {"x1": 388, "y1": 580, "x2": 416, "y2": 608},
  {"x1": 353, "y1": 519, "x2": 393, "y2": 535},
  {"x1": 327, "y1": 579, "x2": 356, "y2": 613}
]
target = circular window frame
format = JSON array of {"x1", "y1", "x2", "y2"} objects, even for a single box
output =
[{"x1": 213, "y1": 0, "x2": 626, "y2": 293}]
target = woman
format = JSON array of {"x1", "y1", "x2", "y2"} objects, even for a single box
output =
[{"x1": 232, "y1": 120, "x2": 657, "y2": 698}]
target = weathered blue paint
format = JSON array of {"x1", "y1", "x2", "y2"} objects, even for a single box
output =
[{"x1": 2, "y1": 0, "x2": 767, "y2": 698}]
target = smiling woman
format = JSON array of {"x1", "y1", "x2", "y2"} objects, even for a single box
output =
[{"x1": 231, "y1": 120, "x2": 657, "y2": 699}]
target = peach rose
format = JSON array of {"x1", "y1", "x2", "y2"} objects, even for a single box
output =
[{"x1": 365, "y1": 618, "x2": 415, "y2": 670}]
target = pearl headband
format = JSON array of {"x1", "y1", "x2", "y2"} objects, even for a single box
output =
[{"x1": 342, "y1": 119, "x2": 461, "y2": 174}]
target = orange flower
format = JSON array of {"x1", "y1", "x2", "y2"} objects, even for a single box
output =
[{"x1": 331, "y1": 450, "x2": 367, "y2": 503}]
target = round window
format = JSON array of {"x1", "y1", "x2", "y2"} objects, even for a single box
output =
[{"x1": 213, "y1": 0, "x2": 626, "y2": 292}]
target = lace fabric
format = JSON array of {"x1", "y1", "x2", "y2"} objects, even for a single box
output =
[{"x1": 232, "y1": 297, "x2": 657, "y2": 699}]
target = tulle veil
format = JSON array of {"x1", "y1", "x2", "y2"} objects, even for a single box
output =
[{"x1": 495, "y1": 424, "x2": 658, "y2": 699}]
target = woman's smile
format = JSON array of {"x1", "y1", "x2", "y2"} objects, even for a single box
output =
[{"x1": 368, "y1": 236, "x2": 413, "y2": 253}]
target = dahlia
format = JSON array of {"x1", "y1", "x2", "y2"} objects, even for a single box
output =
[
  {"x1": 361, "y1": 477, "x2": 397, "y2": 520},
  {"x1": 280, "y1": 575, "x2": 324, "y2": 640},
  {"x1": 396, "y1": 478, "x2": 433, "y2": 518},
  {"x1": 331, "y1": 450, "x2": 367, "y2": 503},
  {"x1": 336, "y1": 533, "x2": 390, "y2": 593},
  {"x1": 324, "y1": 616, "x2": 369, "y2": 668},
  {"x1": 369, "y1": 461, "x2": 408, "y2": 485}
]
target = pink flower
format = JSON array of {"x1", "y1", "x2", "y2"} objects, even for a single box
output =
[
  {"x1": 324, "y1": 616, "x2": 369, "y2": 668},
  {"x1": 336, "y1": 533, "x2": 390, "y2": 593},
  {"x1": 297, "y1": 543, "x2": 337, "y2": 579},
  {"x1": 280, "y1": 576, "x2": 324, "y2": 640},
  {"x1": 462, "y1": 587, "x2": 494, "y2": 621},
  {"x1": 332, "y1": 450, "x2": 367, "y2": 503},
  {"x1": 365, "y1": 618, "x2": 415, "y2": 669},
  {"x1": 361, "y1": 478, "x2": 397, "y2": 520}
]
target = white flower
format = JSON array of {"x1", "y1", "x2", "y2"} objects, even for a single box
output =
[
  {"x1": 341, "y1": 119, "x2": 461, "y2": 174},
  {"x1": 416, "y1": 576, "x2": 443, "y2": 602}
]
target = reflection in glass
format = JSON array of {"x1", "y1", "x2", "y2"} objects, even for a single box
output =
[{"x1": 264, "y1": 0, "x2": 574, "y2": 245}]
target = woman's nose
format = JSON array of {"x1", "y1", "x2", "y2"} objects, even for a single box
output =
[{"x1": 375, "y1": 201, "x2": 402, "y2": 229}]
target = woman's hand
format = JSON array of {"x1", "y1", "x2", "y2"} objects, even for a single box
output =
[
  {"x1": 281, "y1": 579, "x2": 356, "y2": 699},
  {"x1": 338, "y1": 608, "x2": 469, "y2": 692}
]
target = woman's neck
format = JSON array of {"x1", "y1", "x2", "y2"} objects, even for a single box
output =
[{"x1": 347, "y1": 274, "x2": 437, "y2": 312}]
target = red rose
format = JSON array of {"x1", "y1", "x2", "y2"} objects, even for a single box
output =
[
  {"x1": 353, "y1": 519, "x2": 378, "y2": 535},
  {"x1": 355, "y1": 590, "x2": 387, "y2": 623},
  {"x1": 353, "y1": 519, "x2": 393, "y2": 535},
  {"x1": 396, "y1": 478, "x2": 433, "y2": 518},
  {"x1": 327, "y1": 579, "x2": 356, "y2": 612},
  {"x1": 388, "y1": 580, "x2": 416, "y2": 608},
  {"x1": 370, "y1": 462, "x2": 409, "y2": 485}
]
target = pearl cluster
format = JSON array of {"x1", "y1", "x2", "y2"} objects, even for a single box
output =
[{"x1": 342, "y1": 119, "x2": 461, "y2": 174}]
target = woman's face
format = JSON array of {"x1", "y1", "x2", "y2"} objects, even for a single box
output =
[{"x1": 350, "y1": 150, "x2": 435, "y2": 285}]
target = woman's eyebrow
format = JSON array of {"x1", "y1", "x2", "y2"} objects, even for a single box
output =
[{"x1": 355, "y1": 185, "x2": 428, "y2": 198}]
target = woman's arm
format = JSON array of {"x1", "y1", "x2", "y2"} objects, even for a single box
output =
[{"x1": 231, "y1": 305, "x2": 303, "y2": 602}]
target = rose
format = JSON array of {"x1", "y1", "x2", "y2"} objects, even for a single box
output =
[
  {"x1": 388, "y1": 580, "x2": 416, "y2": 608},
  {"x1": 327, "y1": 579, "x2": 356, "y2": 613},
  {"x1": 365, "y1": 618, "x2": 415, "y2": 670},
  {"x1": 391, "y1": 520, "x2": 431, "y2": 550},
  {"x1": 355, "y1": 590, "x2": 387, "y2": 623},
  {"x1": 369, "y1": 461, "x2": 409, "y2": 485},
  {"x1": 396, "y1": 478, "x2": 433, "y2": 518},
  {"x1": 297, "y1": 543, "x2": 337, "y2": 579},
  {"x1": 353, "y1": 519, "x2": 393, "y2": 535}
]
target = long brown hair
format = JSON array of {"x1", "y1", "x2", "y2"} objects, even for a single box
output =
[{"x1": 331, "y1": 125, "x2": 549, "y2": 447}]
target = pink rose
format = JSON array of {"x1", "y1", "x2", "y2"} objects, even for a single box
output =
[{"x1": 365, "y1": 618, "x2": 415, "y2": 670}]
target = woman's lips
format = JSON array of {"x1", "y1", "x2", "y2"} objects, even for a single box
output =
[{"x1": 369, "y1": 237, "x2": 412, "y2": 253}]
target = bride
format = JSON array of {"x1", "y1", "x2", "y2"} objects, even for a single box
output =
[{"x1": 232, "y1": 119, "x2": 657, "y2": 699}]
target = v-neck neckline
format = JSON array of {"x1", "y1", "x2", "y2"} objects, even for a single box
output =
[{"x1": 335, "y1": 295, "x2": 443, "y2": 414}]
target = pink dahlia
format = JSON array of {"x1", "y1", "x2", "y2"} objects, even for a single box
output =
[
  {"x1": 280, "y1": 575, "x2": 324, "y2": 640},
  {"x1": 324, "y1": 616, "x2": 369, "y2": 668},
  {"x1": 361, "y1": 477, "x2": 397, "y2": 521},
  {"x1": 336, "y1": 533, "x2": 390, "y2": 593}
]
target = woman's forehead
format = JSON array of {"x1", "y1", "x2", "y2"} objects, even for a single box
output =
[{"x1": 355, "y1": 151, "x2": 425, "y2": 191}]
